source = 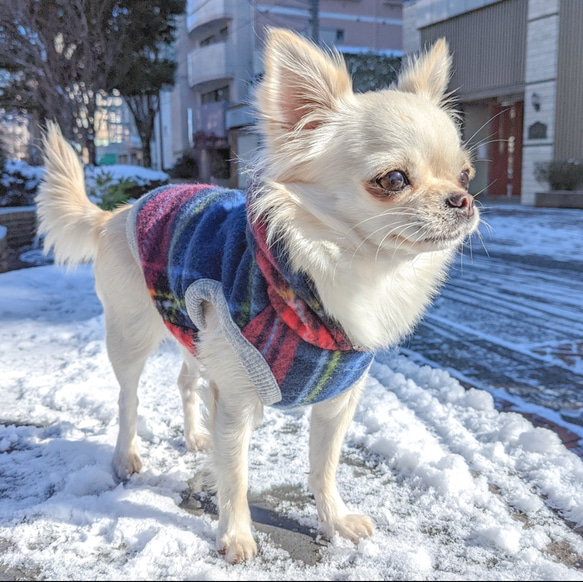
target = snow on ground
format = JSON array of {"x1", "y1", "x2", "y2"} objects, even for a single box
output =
[
  {"x1": 475, "y1": 203, "x2": 583, "y2": 263},
  {"x1": 1, "y1": 159, "x2": 169, "y2": 195},
  {"x1": 84, "y1": 164, "x2": 169, "y2": 187},
  {"x1": 1, "y1": 206, "x2": 583, "y2": 579}
]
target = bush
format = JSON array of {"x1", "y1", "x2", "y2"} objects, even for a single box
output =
[
  {"x1": 86, "y1": 169, "x2": 168, "y2": 210},
  {"x1": 0, "y1": 159, "x2": 44, "y2": 207},
  {"x1": 86, "y1": 171, "x2": 136, "y2": 210},
  {"x1": 0, "y1": 159, "x2": 169, "y2": 208},
  {"x1": 535, "y1": 160, "x2": 583, "y2": 191},
  {"x1": 170, "y1": 149, "x2": 199, "y2": 179},
  {"x1": 211, "y1": 156, "x2": 230, "y2": 180}
]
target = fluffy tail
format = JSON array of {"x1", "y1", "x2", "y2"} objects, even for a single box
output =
[{"x1": 36, "y1": 122, "x2": 111, "y2": 266}]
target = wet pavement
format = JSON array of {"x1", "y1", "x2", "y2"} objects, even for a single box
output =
[{"x1": 402, "y1": 201, "x2": 583, "y2": 448}]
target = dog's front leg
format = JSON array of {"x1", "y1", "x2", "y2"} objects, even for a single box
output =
[
  {"x1": 198, "y1": 307, "x2": 263, "y2": 563},
  {"x1": 309, "y1": 376, "x2": 374, "y2": 541},
  {"x1": 212, "y1": 392, "x2": 260, "y2": 562}
]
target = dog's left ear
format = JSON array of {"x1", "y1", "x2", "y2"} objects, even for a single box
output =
[
  {"x1": 397, "y1": 38, "x2": 452, "y2": 106},
  {"x1": 256, "y1": 28, "x2": 353, "y2": 135}
]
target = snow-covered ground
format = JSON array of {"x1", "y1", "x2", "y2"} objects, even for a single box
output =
[{"x1": 1, "y1": 203, "x2": 583, "y2": 580}]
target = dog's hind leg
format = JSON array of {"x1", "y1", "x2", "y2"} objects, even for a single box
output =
[
  {"x1": 94, "y1": 209, "x2": 167, "y2": 479},
  {"x1": 177, "y1": 352, "x2": 211, "y2": 451},
  {"x1": 197, "y1": 306, "x2": 263, "y2": 563},
  {"x1": 108, "y1": 332, "x2": 153, "y2": 479},
  {"x1": 309, "y1": 376, "x2": 375, "y2": 541}
]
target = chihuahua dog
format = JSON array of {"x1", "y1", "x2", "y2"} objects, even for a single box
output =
[{"x1": 37, "y1": 28, "x2": 478, "y2": 562}]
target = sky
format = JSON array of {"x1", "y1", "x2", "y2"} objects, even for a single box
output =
[{"x1": 1, "y1": 202, "x2": 583, "y2": 580}]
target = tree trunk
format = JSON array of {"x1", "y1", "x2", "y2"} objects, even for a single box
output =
[
  {"x1": 87, "y1": 137, "x2": 96, "y2": 166},
  {"x1": 125, "y1": 93, "x2": 159, "y2": 168},
  {"x1": 142, "y1": 140, "x2": 152, "y2": 168}
]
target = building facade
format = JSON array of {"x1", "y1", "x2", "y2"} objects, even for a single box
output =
[
  {"x1": 95, "y1": 93, "x2": 143, "y2": 166},
  {"x1": 154, "y1": 0, "x2": 404, "y2": 187},
  {"x1": 403, "y1": 0, "x2": 583, "y2": 205}
]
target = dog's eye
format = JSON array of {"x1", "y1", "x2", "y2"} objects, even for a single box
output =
[
  {"x1": 376, "y1": 171, "x2": 408, "y2": 193},
  {"x1": 460, "y1": 170, "x2": 470, "y2": 190}
]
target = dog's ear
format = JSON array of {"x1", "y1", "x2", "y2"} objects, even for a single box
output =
[
  {"x1": 397, "y1": 38, "x2": 452, "y2": 106},
  {"x1": 257, "y1": 28, "x2": 352, "y2": 134}
]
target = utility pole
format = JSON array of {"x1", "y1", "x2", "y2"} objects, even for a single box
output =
[{"x1": 310, "y1": 0, "x2": 319, "y2": 44}]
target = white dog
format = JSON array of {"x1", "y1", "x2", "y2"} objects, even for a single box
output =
[{"x1": 36, "y1": 28, "x2": 479, "y2": 562}]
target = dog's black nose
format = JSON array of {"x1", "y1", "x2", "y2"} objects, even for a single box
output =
[{"x1": 446, "y1": 192, "x2": 474, "y2": 218}]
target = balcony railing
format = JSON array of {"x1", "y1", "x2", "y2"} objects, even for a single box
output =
[
  {"x1": 188, "y1": 42, "x2": 233, "y2": 87},
  {"x1": 194, "y1": 101, "x2": 228, "y2": 138},
  {"x1": 187, "y1": 0, "x2": 232, "y2": 33}
]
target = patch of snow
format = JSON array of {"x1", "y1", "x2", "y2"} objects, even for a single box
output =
[{"x1": 1, "y1": 264, "x2": 583, "y2": 579}]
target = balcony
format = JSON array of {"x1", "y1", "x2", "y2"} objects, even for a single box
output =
[
  {"x1": 194, "y1": 102, "x2": 228, "y2": 138},
  {"x1": 188, "y1": 42, "x2": 233, "y2": 88},
  {"x1": 187, "y1": 0, "x2": 232, "y2": 35}
]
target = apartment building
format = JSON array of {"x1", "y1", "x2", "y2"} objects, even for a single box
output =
[
  {"x1": 95, "y1": 93, "x2": 143, "y2": 166},
  {"x1": 403, "y1": 0, "x2": 583, "y2": 205},
  {"x1": 153, "y1": 0, "x2": 404, "y2": 186}
]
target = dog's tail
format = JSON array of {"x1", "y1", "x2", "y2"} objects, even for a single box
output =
[{"x1": 36, "y1": 122, "x2": 112, "y2": 266}]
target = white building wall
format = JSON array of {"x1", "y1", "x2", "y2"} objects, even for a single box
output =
[
  {"x1": 521, "y1": 0, "x2": 559, "y2": 204},
  {"x1": 402, "y1": 1, "x2": 421, "y2": 54}
]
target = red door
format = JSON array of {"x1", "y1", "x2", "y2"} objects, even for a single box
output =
[{"x1": 489, "y1": 102, "x2": 523, "y2": 197}]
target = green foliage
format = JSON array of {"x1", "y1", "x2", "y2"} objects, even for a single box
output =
[
  {"x1": 87, "y1": 171, "x2": 113, "y2": 208},
  {"x1": 0, "y1": 160, "x2": 43, "y2": 207},
  {"x1": 87, "y1": 170, "x2": 168, "y2": 210},
  {"x1": 106, "y1": 0, "x2": 186, "y2": 98},
  {"x1": 170, "y1": 149, "x2": 199, "y2": 180},
  {"x1": 106, "y1": 1, "x2": 186, "y2": 167},
  {"x1": 342, "y1": 52, "x2": 402, "y2": 93},
  {"x1": 99, "y1": 178, "x2": 138, "y2": 210},
  {"x1": 535, "y1": 160, "x2": 583, "y2": 191},
  {"x1": 211, "y1": 157, "x2": 230, "y2": 180}
]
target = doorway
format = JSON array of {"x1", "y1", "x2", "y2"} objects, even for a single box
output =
[{"x1": 489, "y1": 102, "x2": 523, "y2": 197}]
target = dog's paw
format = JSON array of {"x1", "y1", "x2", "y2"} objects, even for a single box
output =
[
  {"x1": 185, "y1": 431, "x2": 211, "y2": 452},
  {"x1": 217, "y1": 531, "x2": 257, "y2": 563},
  {"x1": 333, "y1": 514, "x2": 375, "y2": 542},
  {"x1": 113, "y1": 449, "x2": 143, "y2": 480}
]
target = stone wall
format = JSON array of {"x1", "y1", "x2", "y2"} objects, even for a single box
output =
[
  {"x1": 0, "y1": 207, "x2": 37, "y2": 249},
  {"x1": 0, "y1": 225, "x2": 8, "y2": 273},
  {"x1": 521, "y1": 0, "x2": 560, "y2": 204}
]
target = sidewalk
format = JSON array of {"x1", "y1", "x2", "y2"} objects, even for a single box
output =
[{"x1": 404, "y1": 199, "x2": 583, "y2": 453}]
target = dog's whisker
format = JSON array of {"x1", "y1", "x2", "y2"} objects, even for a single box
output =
[
  {"x1": 463, "y1": 108, "x2": 509, "y2": 148},
  {"x1": 388, "y1": 223, "x2": 429, "y2": 259},
  {"x1": 344, "y1": 207, "x2": 421, "y2": 236},
  {"x1": 374, "y1": 221, "x2": 424, "y2": 263},
  {"x1": 476, "y1": 229, "x2": 490, "y2": 256}
]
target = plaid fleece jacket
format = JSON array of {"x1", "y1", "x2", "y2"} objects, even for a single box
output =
[{"x1": 126, "y1": 184, "x2": 373, "y2": 408}]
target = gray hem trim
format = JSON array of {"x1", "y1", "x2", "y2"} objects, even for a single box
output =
[{"x1": 184, "y1": 279, "x2": 282, "y2": 406}]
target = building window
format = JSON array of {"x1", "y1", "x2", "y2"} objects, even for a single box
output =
[
  {"x1": 336, "y1": 29, "x2": 345, "y2": 43},
  {"x1": 201, "y1": 85, "x2": 230, "y2": 104},
  {"x1": 200, "y1": 25, "x2": 229, "y2": 47}
]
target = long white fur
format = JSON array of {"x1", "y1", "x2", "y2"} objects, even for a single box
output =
[{"x1": 36, "y1": 28, "x2": 479, "y2": 563}]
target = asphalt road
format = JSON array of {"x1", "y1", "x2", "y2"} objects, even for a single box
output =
[{"x1": 402, "y1": 203, "x2": 583, "y2": 445}]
